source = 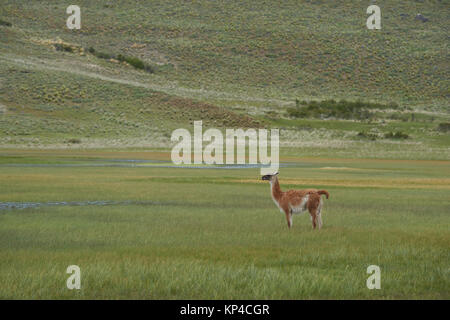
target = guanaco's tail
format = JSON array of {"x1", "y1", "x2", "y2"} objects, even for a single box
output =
[{"x1": 317, "y1": 190, "x2": 329, "y2": 199}]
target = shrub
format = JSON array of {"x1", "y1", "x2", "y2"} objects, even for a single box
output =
[
  {"x1": 384, "y1": 131, "x2": 409, "y2": 139},
  {"x1": 125, "y1": 56, "x2": 143, "y2": 68},
  {"x1": 437, "y1": 122, "x2": 450, "y2": 132},
  {"x1": 90, "y1": 49, "x2": 154, "y2": 73},
  {"x1": 54, "y1": 43, "x2": 73, "y2": 53},
  {"x1": 0, "y1": 19, "x2": 12, "y2": 27},
  {"x1": 388, "y1": 113, "x2": 410, "y2": 122},
  {"x1": 118, "y1": 54, "x2": 154, "y2": 73},
  {"x1": 94, "y1": 51, "x2": 112, "y2": 59},
  {"x1": 66, "y1": 138, "x2": 81, "y2": 144},
  {"x1": 287, "y1": 99, "x2": 399, "y2": 120},
  {"x1": 357, "y1": 131, "x2": 378, "y2": 141}
]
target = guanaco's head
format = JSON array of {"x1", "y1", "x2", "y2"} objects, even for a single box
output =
[{"x1": 261, "y1": 172, "x2": 279, "y2": 182}]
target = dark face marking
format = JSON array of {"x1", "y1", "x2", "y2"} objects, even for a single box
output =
[{"x1": 262, "y1": 172, "x2": 278, "y2": 181}]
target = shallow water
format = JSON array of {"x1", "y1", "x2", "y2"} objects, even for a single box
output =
[
  {"x1": 0, "y1": 158, "x2": 304, "y2": 211},
  {"x1": 0, "y1": 159, "x2": 298, "y2": 169},
  {"x1": 0, "y1": 200, "x2": 174, "y2": 210}
]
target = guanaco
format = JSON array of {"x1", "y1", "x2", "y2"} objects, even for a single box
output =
[{"x1": 262, "y1": 172, "x2": 329, "y2": 229}]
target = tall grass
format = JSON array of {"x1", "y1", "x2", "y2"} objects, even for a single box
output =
[{"x1": 0, "y1": 153, "x2": 448, "y2": 299}]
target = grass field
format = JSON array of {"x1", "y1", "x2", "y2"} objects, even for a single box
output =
[
  {"x1": 0, "y1": 151, "x2": 448, "y2": 299},
  {"x1": 0, "y1": 1, "x2": 449, "y2": 300}
]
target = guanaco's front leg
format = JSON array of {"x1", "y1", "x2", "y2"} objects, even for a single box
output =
[{"x1": 282, "y1": 204, "x2": 292, "y2": 229}]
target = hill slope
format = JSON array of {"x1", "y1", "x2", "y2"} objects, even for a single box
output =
[{"x1": 0, "y1": 0, "x2": 448, "y2": 158}]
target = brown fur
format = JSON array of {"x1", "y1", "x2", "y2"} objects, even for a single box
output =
[{"x1": 262, "y1": 173, "x2": 329, "y2": 230}]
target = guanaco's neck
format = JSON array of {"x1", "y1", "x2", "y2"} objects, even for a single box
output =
[{"x1": 270, "y1": 176, "x2": 283, "y2": 202}]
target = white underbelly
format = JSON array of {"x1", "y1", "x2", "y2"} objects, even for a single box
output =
[{"x1": 290, "y1": 195, "x2": 309, "y2": 215}]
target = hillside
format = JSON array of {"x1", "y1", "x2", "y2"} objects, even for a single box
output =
[{"x1": 0, "y1": 0, "x2": 448, "y2": 158}]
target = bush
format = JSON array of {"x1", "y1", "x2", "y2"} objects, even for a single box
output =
[
  {"x1": 384, "y1": 131, "x2": 409, "y2": 139},
  {"x1": 388, "y1": 113, "x2": 410, "y2": 122},
  {"x1": 0, "y1": 19, "x2": 12, "y2": 27},
  {"x1": 94, "y1": 51, "x2": 112, "y2": 59},
  {"x1": 437, "y1": 122, "x2": 450, "y2": 132},
  {"x1": 66, "y1": 138, "x2": 81, "y2": 144},
  {"x1": 287, "y1": 99, "x2": 399, "y2": 120},
  {"x1": 54, "y1": 43, "x2": 73, "y2": 53},
  {"x1": 90, "y1": 49, "x2": 154, "y2": 73},
  {"x1": 357, "y1": 131, "x2": 378, "y2": 141},
  {"x1": 120, "y1": 55, "x2": 144, "y2": 69},
  {"x1": 118, "y1": 54, "x2": 154, "y2": 73},
  {"x1": 127, "y1": 56, "x2": 145, "y2": 70}
]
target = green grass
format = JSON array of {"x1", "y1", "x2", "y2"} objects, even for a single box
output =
[
  {"x1": 0, "y1": 1, "x2": 448, "y2": 299},
  {"x1": 0, "y1": 151, "x2": 448, "y2": 299},
  {"x1": 0, "y1": 61, "x2": 448, "y2": 158},
  {"x1": 0, "y1": 1, "x2": 448, "y2": 158},
  {"x1": 2, "y1": 0, "x2": 449, "y2": 105}
]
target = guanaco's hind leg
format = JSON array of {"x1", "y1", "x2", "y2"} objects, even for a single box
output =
[
  {"x1": 310, "y1": 212, "x2": 317, "y2": 229},
  {"x1": 307, "y1": 193, "x2": 321, "y2": 230},
  {"x1": 316, "y1": 202, "x2": 323, "y2": 229}
]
